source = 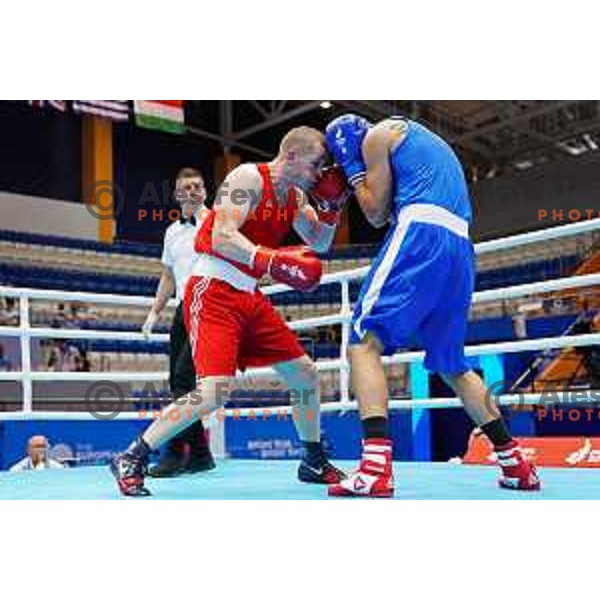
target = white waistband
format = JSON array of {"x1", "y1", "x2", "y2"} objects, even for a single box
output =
[
  {"x1": 191, "y1": 253, "x2": 257, "y2": 293},
  {"x1": 396, "y1": 204, "x2": 470, "y2": 239}
]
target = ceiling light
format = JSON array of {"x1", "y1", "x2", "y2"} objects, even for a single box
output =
[
  {"x1": 583, "y1": 133, "x2": 598, "y2": 150},
  {"x1": 556, "y1": 141, "x2": 587, "y2": 156},
  {"x1": 514, "y1": 160, "x2": 534, "y2": 170}
]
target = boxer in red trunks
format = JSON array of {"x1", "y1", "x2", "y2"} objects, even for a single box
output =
[{"x1": 111, "y1": 127, "x2": 348, "y2": 496}]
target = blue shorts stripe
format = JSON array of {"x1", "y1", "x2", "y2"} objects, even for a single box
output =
[{"x1": 353, "y1": 212, "x2": 413, "y2": 340}]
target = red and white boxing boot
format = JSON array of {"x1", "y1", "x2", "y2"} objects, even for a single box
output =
[
  {"x1": 328, "y1": 438, "x2": 394, "y2": 498},
  {"x1": 496, "y1": 440, "x2": 541, "y2": 491}
]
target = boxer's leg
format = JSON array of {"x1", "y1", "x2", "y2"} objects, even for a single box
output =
[
  {"x1": 274, "y1": 355, "x2": 345, "y2": 484},
  {"x1": 441, "y1": 370, "x2": 540, "y2": 491},
  {"x1": 239, "y1": 292, "x2": 344, "y2": 484},
  {"x1": 330, "y1": 225, "x2": 441, "y2": 497},
  {"x1": 112, "y1": 275, "x2": 241, "y2": 495},
  {"x1": 346, "y1": 223, "x2": 443, "y2": 454},
  {"x1": 328, "y1": 333, "x2": 394, "y2": 497},
  {"x1": 421, "y1": 244, "x2": 540, "y2": 491},
  {"x1": 348, "y1": 332, "x2": 389, "y2": 437},
  {"x1": 442, "y1": 370, "x2": 501, "y2": 425},
  {"x1": 274, "y1": 355, "x2": 320, "y2": 443},
  {"x1": 175, "y1": 338, "x2": 215, "y2": 473},
  {"x1": 150, "y1": 303, "x2": 213, "y2": 477},
  {"x1": 141, "y1": 375, "x2": 232, "y2": 450},
  {"x1": 111, "y1": 376, "x2": 231, "y2": 496}
]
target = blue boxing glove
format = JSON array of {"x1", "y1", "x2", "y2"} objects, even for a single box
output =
[{"x1": 325, "y1": 114, "x2": 371, "y2": 188}]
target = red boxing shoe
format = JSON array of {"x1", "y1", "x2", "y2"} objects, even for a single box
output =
[
  {"x1": 496, "y1": 440, "x2": 541, "y2": 491},
  {"x1": 328, "y1": 438, "x2": 394, "y2": 498}
]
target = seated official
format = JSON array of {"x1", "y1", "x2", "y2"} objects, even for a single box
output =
[{"x1": 9, "y1": 436, "x2": 65, "y2": 472}]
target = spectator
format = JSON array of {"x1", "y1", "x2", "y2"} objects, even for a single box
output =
[
  {"x1": 44, "y1": 340, "x2": 63, "y2": 371},
  {"x1": 61, "y1": 341, "x2": 81, "y2": 371},
  {"x1": 0, "y1": 342, "x2": 12, "y2": 371},
  {"x1": 75, "y1": 349, "x2": 91, "y2": 372},
  {"x1": 70, "y1": 302, "x2": 83, "y2": 321},
  {"x1": 50, "y1": 303, "x2": 68, "y2": 329},
  {"x1": 9, "y1": 435, "x2": 65, "y2": 471},
  {"x1": 512, "y1": 312, "x2": 528, "y2": 340},
  {"x1": 326, "y1": 325, "x2": 341, "y2": 344},
  {"x1": 0, "y1": 297, "x2": 18, "y2": 326},
  {"x1": 39, "y1": 339, "x2": 53, "y2": 370},
  {"x1": 573, "y1": 313, "x2": 600, "y2": 388}
]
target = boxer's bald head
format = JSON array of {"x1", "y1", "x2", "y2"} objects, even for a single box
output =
[
  {"x1": 277, "y1": 127, "x2": 327, "y2": 190},
  {"x1": 279, "y1": 127, "x2": 325, "y2": 156}
]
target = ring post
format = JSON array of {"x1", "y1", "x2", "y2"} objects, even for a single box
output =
[
  {"x1": 409, "y1": 361, "x2": 431, "y2": 461},
  {"x1": 339, "y1": 280, "x2": 351, "y2": 406},
  {"x1": 19, "y1": 294, "x2": 33, "y2": 413}
]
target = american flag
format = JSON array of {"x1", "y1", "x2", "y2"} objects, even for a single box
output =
[{"x1": 72, "y1": 100, "x2": 129, "y2": 122}]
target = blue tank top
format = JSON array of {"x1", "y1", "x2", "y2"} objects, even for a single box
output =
[{"x1": 389, "y1": 119, "x2": 472, "y2": 223}]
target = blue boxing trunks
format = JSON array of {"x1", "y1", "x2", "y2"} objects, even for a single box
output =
[{"x1": 351, "y1": 204, "x2": 475, "y2": 375}]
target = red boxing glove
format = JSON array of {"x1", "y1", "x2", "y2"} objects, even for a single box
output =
[
  {"x1": 311, "y1": 165, "x2": 351, "y2": 225},
  {"x1": 253, "y1": 245, "x2": 322, "y2": 292}
]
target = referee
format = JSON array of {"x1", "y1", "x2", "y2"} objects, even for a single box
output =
[{"x1": 142, "y1": 167, "x2": 215, "y2": 477}]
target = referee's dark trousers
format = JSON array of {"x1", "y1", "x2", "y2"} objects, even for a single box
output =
[{"x1": 148, "y1": 302, "x2": 215, "y2": 477}]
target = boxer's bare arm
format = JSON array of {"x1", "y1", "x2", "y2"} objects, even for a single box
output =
[
  {"x1": 293, "y1": 191, "x2": 336, "y2": 254},
  {"x1": 353, "y1": 127, "x2": 394, "y2": 228},
  {"x1": 212, "y1": 164, "x2": 262, "y2": 266}
]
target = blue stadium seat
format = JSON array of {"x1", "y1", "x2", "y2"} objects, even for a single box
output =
[
  {"x1": 0, "y1": 229, "x2": 162, "y2": 258},
  {"x1": 0, "y1": 232, "x2": 582, "y2": 307}
]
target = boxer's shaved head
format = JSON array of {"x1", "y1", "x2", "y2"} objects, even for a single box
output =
[
  {"x1": 276, "y1": 127, "x2": 327, "y2": 190},
  {"x1": 279, "y1": 127, "x2": 325, "y2": 157}
]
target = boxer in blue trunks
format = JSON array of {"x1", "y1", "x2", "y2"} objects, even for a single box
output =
[{"x1": 325, "y1": 114, "x2": 541, "y2": 497}]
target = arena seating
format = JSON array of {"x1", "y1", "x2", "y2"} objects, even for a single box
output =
[
  {"x1": 97, "y1": 312, "x2": 577, "y2": 351},
  {"x1": 0, "y1": 250, "x2": 583, "y2": 299},
  {"x1": 0, "y1": 229, "x2": 163, "y2": 258},
  {"x1": 0, "y1": 228, "x2": 593, "y2": 389},
  {"x1": 0, "y1": 226, "x2": 593, "y2": 287},
  {"x1": 24, "y1": 311, "x2": 582, "y2": 375}
]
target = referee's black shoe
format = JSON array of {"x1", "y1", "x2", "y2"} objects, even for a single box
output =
[
  {"x1": 149, "y1": 446, "x2": 216, "y2": 477},
  {"x1": 186, "y1": 447, "x2": 216, "y2": 473},
  {"x1": 148, "y1": 452, "x2": 185, "y2": 478}
]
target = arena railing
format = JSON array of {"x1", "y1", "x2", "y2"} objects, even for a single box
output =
[{"x1": 1, "y1": 217, "x2": 600, "y2": 418}]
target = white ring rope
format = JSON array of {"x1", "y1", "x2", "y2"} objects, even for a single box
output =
[
  {"x1": 0, "y1": 390, "x2": 599, "y2": 421},
  {"x1": 0, "y1": 271, "x2": 598, "y2": 343},
  {"x1": 0, "y1": 331, "x2": 598, "y2": 386},
  {"x1": 474, "y1": 218, "x2": 600, "y2": 255},
  {"x1": 0, "y1": 217, "x2": 599, "y2": 415}
]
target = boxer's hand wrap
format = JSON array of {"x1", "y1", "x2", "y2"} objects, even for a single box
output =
[
  {"x1": 253, "y1": 245, "x2": 322, "y2": 292},
  {"x1": 311, "y1": 165, "x2": 351, "y2": 226},
  {"x1": 325, "y1": 114, "x2": 371, "y2": 188}
]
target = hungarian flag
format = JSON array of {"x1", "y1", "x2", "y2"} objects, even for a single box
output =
[{"x1": 134, "y1": 100, "x2": 185, "y2": 134}]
